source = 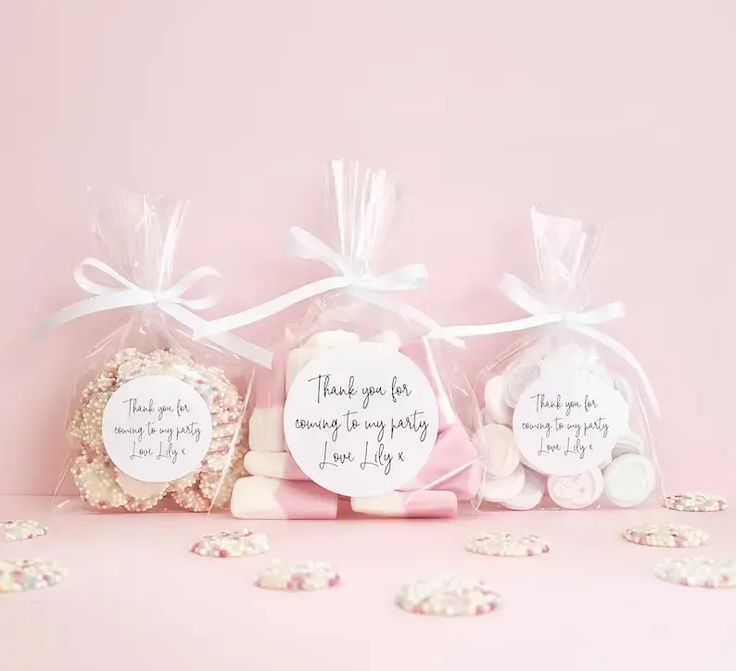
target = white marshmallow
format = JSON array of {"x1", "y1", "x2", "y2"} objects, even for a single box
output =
[
  {"x1": 500, "y1": 468, "x2": 546, "y2": 510},
  {"x1": 286, "y1": 346, "x2": 322, "y2": 390},
  {"x1": 483, "y1": 375, "x2": 513, "y2": 425},
  {"x1": 603, "y1": 454, "x2": 655, "y2": 508},
  {"x1": 473, "y1": 423, "x2": 520, "y2": 477},
  {"x1": 589, "y1": 360, "x2": 614, "y2": 387},
  {"x1": 543, "y1": 343, "x2": 597, "y2": 371},
  {"x1": 503, "y1": 361, "x2": 541, "y2": 407},
  {"x1": 304, "y1": 329, "x2": 359, "y2": 348},
  {"x1": 230, "y1": 476, "x2": 338, "y2": 519},
  {"x1": 478, "y1": 463, "x2": 526, "y2": 502},
  {"x1": 248, "y1": 406, "x2": 285, "y2": 452},
  {"x1": 370, "y1": 330, "x2": 403, "y2": 349},
  {"x1": 547, "y1": 468, "x2": 605, "y2": 509},
  {"x1": 243, "y1": 451, "x2": 307, "y2": 480},
  {"x1": 350, "y1": 491, "x2": 457, "y2": 518},
  {"x1": 611, "y1": 430, "x2": 645, "y2": 459},
  {"x1": 598, "y1": 453, "x2": 613, "y2": 469}
]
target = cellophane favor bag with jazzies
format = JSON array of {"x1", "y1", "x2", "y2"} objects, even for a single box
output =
[{"x1": 42, "y1": 191, "x2": 273, "y2": 512}]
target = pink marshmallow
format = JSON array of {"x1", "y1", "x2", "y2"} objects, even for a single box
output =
[
  {"x1": 248, "y1": 351, "x2": 288, "y2": 452},
  {"x1": 230, "y1": 476, "x2": 338, "y2": 519},
  {"x1": 243, "y1": 451, "x2": 307, "y2": 480},
  {"x1": 351, "y1": 490, "x2": 457, "y2": 518},
  {"x1": 399, "y1": 423, "x2": 480, "y2": 501}
]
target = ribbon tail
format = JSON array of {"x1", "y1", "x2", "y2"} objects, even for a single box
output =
[
  {"x1": 568, "y1": 323, "x2": 660, "y2": 416},
  {"x1": 207, "y1": 332, "x2": 273, "y2": 369},
  {"x1": 355, "y1": 291, "x2": 465, "y2": 348},
  {"x1": 404, "y1": 457, "x2": 481, "y2": 503},
  {"x1": 193, "y1": 275, "x2": 350, "y2": 339},
  {"x1": 433, "y1": 314, "x2": 558, "y2": 340},
  {"x1": 288, "y1": 227, "x2": 347, "y2": 273},
  {"x1": 162, "y1": 305, "x2": 273, "y2": 368},
  {"x1": 32, "y1": 291, "x2": 153, "y2": 338}
]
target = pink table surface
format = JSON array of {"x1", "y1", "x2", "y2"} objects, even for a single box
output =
[{"x1": 1, "y1": 495, "x2": 735, "y2": 671}]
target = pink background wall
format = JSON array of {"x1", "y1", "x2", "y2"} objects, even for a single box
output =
[{"x1": 1, "y1": 1, "x2": 734, "y2": 496}]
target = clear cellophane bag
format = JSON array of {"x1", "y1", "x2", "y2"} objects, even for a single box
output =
[{"x1": 472, "y1": 209, "x2": 661, "y2": 511}]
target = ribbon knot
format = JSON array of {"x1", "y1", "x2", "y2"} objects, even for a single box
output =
[
  {"x1": 36, "y1": 257, "x2": 273, "y2": 368},
  {"x1": 194, "y1": 227, "x2": 461, "y2": 346},
  {"x1": 435, "y1": 272, "x2": 659, "y2": 414}
]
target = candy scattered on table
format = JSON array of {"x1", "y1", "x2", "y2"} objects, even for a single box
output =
[
  {"x1": 466, "y1": 531, "x2": 551, "y2": 557},
  {"x1": 654, "y1": 557, "x2": 736, "y2": 588},
  {"x1": 663, "y1": 493, "x2": 728, "y2": 513},
  {"x1": 0, "y1": 559, "x2": 68, "y2": 593},
  {"x1": 0, "y1": 520, "x2": 48, "y2": 542},
  {"x1": 69, "y1": 347, "x2": 246, "y2": 512},
  {"x1": 395, "y1": 578, "x2": 501, "y2": 616},
  {"x1": 190, "y1": 529, "x2": 269, "y2": 558},
  {"x1": 255, "y1": 561, "x2": 340, "y2": 591},
  {"x1": 622, "y1": 523, "x2": 709, "y2": 548}
]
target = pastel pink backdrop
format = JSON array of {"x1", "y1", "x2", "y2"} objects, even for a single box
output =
[{"x1": 1, "y1": 1, "x2": 734, "y2": 497}]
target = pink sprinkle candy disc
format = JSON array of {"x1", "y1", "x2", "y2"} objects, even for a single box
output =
[
  {"x1": 255, "y1": 561, "x2": 340, "y2": 591},
  {"x1": 622, "y1": 523, "x2": 709, "y2": 548},
  {"x1": 663, "y1": 493, "x2": 728, "y2": 512},
  {"x1": 0, "y1": 559, "x2": 68, "y2": 593},
  {"x1": 655, "y1": 557, "x2": 736, "y2": 588},
  {"x1": 396, "y1": 577, "x2": 501, "y2": 616},
  {"x1": 466, "y1": 531, "x2": 551, "y2": 557},
  {"x1": 0, "y1": 520, "x2": 48, "y2": 542},
  {"x1": 190, "y1": 529, "x2": 269, "y2": 558}
]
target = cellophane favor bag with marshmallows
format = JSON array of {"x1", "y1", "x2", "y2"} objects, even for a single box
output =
[
  {"x1": 444, "y1": 208, "x2": 661, "y2": 511},
  {"x1": 42, "y1": 192, "x2": 273, "y2": 512},
  {"x1": 199, "y1": 160, "x2": 480, "y2": 520}
]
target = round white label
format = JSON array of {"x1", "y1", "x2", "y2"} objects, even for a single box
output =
[
  {"x1": 283, "y1": 342, "x2": 439, "y2": 497},
  {"x1": 102, "y1": 375, "x2": 213, "y2": 482},
  {"x1": 512, "y1": 369, "x2": 629, "y2": 476}
]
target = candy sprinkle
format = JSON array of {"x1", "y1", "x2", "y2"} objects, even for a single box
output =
[
  {"x1": 655, "y1": 557, "x2": 736, "y2": 588},
  {"x1": 0, "y1": 520, "x2": 48, "y2": 542},
  {"x1": 663, "y1": 493, "x2": 727, "y2": 513},
  {"x1": 255, "y1": 561, "x2": 340, "y2": 591},
  {"x1": 622, "y1": 523, "x2": 709, "y2": 548},
  {"x1": 0, "y1": 559, "x2": 68, "y2": 593},
  {"x1": 190, "y1": 529, "x2": 269, "y2": 558},
  {"x1": 466, "y1": 531, "x2": 551, "y2": 557},
  {"x1": 396, "y1": 578, "x2": 501, "y2": 616}
]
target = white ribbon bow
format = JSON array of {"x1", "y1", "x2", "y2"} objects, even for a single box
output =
[
  {"x1": 436, "y1": 273, "x2": 659, "y2": 414},
  {"x1": 195, "y1": 227, "x2": 462, "y2": 346},
  {"x1": 35, "y1": 257, "x2": 273, "y2": 368}
]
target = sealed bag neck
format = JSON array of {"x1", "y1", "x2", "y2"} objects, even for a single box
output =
[
  {"x1": 532, "y1": 206, "x2": 599, "y2": 311},
  {"x1": 92, "y1": 192, "x2": 185, "y2": 294},
  {"x1": 35, "y1": 191, "x2": 273, "y2": 368},
  {"x1": 327, "y1": 159, "x2": 396, "y2": 274}
]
